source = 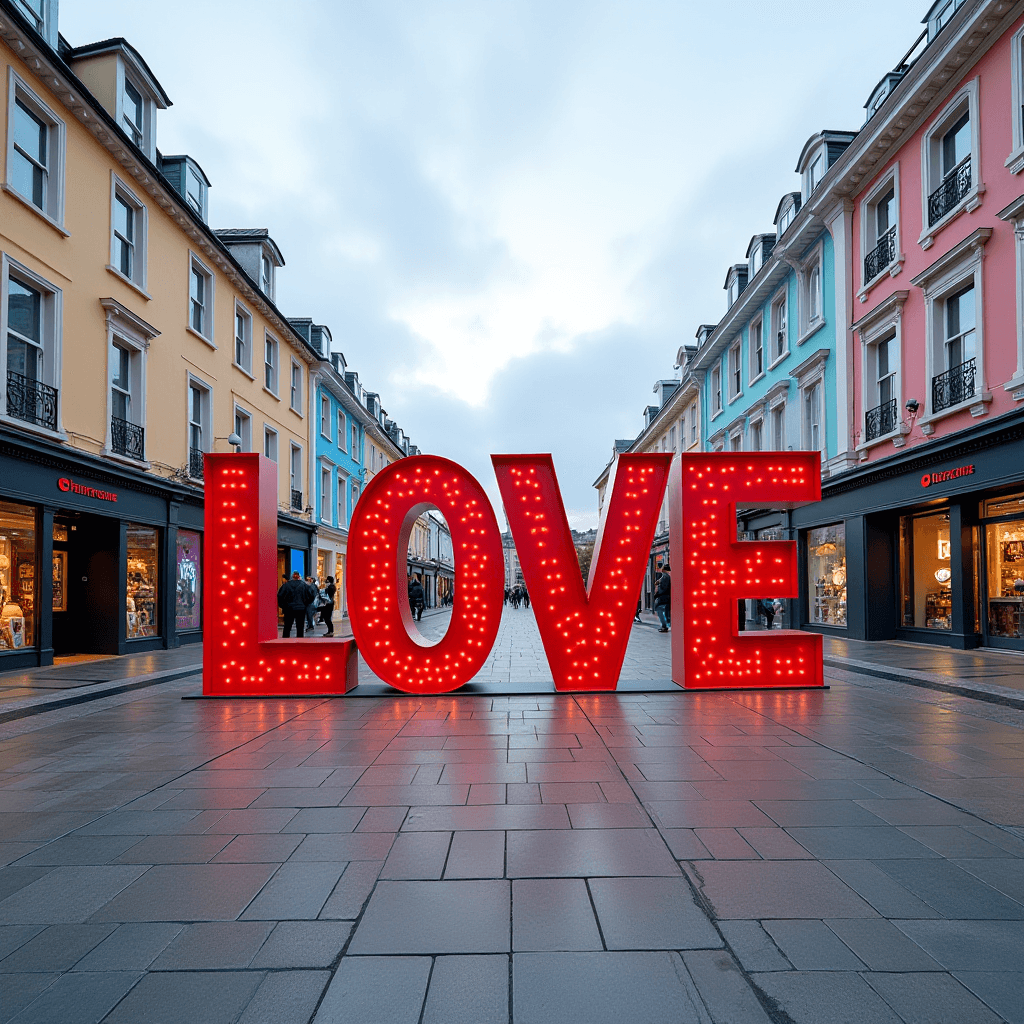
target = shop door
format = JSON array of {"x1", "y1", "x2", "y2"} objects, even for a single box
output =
[
  {"x1": 980, "y1": 493, "x2": 1024, "y2": 650},
  {"x1": 52, "y1": 514, "x2": 120, "y2": 655}
]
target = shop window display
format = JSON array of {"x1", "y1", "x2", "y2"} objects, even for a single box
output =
[
  {"x1": 985, "y1": 509, "x2": 1024, "y2": 640},
  {"x1": 0, "y1": 501, "x2": 36, "y2": 649},
  {"x1": 127, "y1": 524, "x2": 159, "y2": 638},
  {"x1": 900, "y1": 512, "x2": 952, "y2": 630},
  {"x1": 807, "y1": 523, "x2": 847, "y2": 626},
  {"x1": 175, "y1": 530, "x2": 201, "y2": 632}
]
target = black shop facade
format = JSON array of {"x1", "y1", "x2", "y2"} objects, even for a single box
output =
[
  {"x1": 791, "y1": 409, "x2": 1024, "y2": 651},
  {"x1": 0, "y1": 430, "x2": 314, "y2": 670}
]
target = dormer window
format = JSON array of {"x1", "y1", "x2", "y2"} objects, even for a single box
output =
[
  {"x1": 185, "y1": 167, "x2": 204, "y2": 216},
  {"x1": 122, "y1": 78, "x2": 144, "y2": 148},
  {"x1": 808, "y1": 151, "x2": 825, "y2": 193},
  {"x1": 14, "y1": 0, "x2": 44, "y2": 33},
  {"x1": 778, "y1": 206, "x2": 795, "y2": 234},
  {"x1": 261, "y1": 253, "x2": 273, "y2": 297},
  {"x1": 926, "y1": 0, "x2": 965, "y2": 41}
]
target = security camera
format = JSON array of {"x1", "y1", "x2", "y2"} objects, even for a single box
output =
[
  {"x1": 227, "y1": 432, "x2": 242, "y2": 451},
  {"x1": 905, "y1": 398, "x2": 920, "y2": 415}
]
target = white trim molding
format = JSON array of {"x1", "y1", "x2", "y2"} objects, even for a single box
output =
[
  {"x1": 996, "y1": 192, "x2": 1024, "y2": 401},
  {"x1": 852, "y1": 290, "x2": 910, "y2": 453},
  {"x1": 858, "y1": 162, "x2": 905, "y2": 301},
  {"x1": 1007, "y1": 24, "x2": 1024, "y2": 174}
]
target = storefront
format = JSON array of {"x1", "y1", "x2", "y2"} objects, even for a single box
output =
[
  {"x1": 792, "y1": 410, "x2": 1024, "y2": 650},
  {"x1": 0, "y1": 429, "x2": 205, "y2": 669}
]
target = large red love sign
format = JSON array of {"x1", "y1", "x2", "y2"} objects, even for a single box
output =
[{"x1": 201, "y1": 450, "x2": 823, "y2": 695}]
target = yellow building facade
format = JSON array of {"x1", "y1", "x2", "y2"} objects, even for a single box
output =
[{"x1": 0, "y1": 2, "x2": 320, "y2": 665}]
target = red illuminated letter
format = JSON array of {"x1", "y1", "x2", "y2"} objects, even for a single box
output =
[
  {"x1": 493, "y1": 453, "x2": 672, "y2": 691},
  {"x1": 669, "y1": 452, "x2": 823, "y2": 689},
  {"x1": 203, "y1": 453, "x2": 359, "y2": 695},
  {"x1": 346, "y1": 455, "x2": 504, "y2": 693}
]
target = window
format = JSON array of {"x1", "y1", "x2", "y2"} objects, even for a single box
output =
[
  {"x1": 803, "y1": 382, "x2": 823, "y2": 452},
  {"x1": 771, "y1": 403, "x2": 785, "y2": 450},
  {"x1": 185, "y1": 167, "x2": 204, "y2": 217},
  {"x1": 927, "y1": 0, "x2": 965, "y2": 40},
  {"x1": 126, "y1": 524, "x2": 160, "y2": 638},
  {"x1": 338, "y1": 409, "x2": 347, "y2": 451},
  {"x1": 14, "y1": 0, "x2": 45, "y2": 34},
  {"x1": 778, "y1": 204, "x2": 796, "y2": 235},
  {"x1": 109, "y1": 339, "x2": 144, "y2": 459},
  {"x1": 320, "y1": 464, "x2": 331, "y2": 522},
  {"x1": 337, "y1": 475, "x2": 348, "y2": 527},
  {"x1": 6, "y1": 73, "x2": 65, "y2": 225},
  {"x1": 808, "y1": 264, "x2": 821, "y2": 321},
  {"x1": 351, "y1": 424, "x2": 359, "y2": 459},
  {"x1": 3, "y1": 260, "x2": 60, "y2": 432},
  {"x1": 728, "y1": 344, "x2": 742, "y2": 399},
  {"x1": 320, "y1": 394, "x2": 331, "y2": 438},
  {"x1": 808, "y1": 523, "x2": 847, "y2": 626},
  {"x1": 798, "y1": 247, "x2": 824, "y2": 338},
  {"x1": 861, "y1": 171, "x2": 901, "y2": 289},
  {"x1": 264, "y1": 334, "x2": 279, "y2": 393},
  {"x1": 922, "y1": 82, "x2": 980, "y2": 241},
  {"x1": 711, "y1": 366, "x2": 722, "y2": 415},
  {"x1": 233, "y1": 407, "x2": 252, "y2": 451},
  {"x1": 0, "y1": 500, "x2": 37, "y2": 649},
  {"x1": 261, "y1": 253, "x2": 273, "y2": 297},
  {"x1": 290, "y1": 361, "x2": 301, "y2": 412},
  {"x1": 729, "y1": 431, "x2": 743, "y2": 452},
  {"x1": 187, "y1": 378, "x2": 211, "y2": 478},
  {"x1": 110, "y1": 343, "x2": 132, "y2": 423},
  {"x1": 1008, "y1": 27, "x2": 1024, "y2": 173},
  {"x1": 867, "y1": 331, "x2": 899, "y2": 441},
  {"x1": 807, "y1": 151, "x2": 825, "y2": 193},
  {"x1": 264, "y1": 426, "x2": 278, "y2": 463},
  {"x1": 750, "y1": 419, "x2": 763, "y2": 451},
  {"x1": 352, "y1": 482, "x2": 361, "y2": 510},
  {"x1": 689, "y1": 404, "x2": 697, "y2": 445},
  {"x1": 943, "y1": 284, "x2": 975, "y2": 371},
  {"x1": 289, "y1": 445, "x2": 303, "y2": 509},
  {"x1": 750, "y1": 319, "x2": 764, "y2": 380},
  {"x1": 234, "y1": 305, "x2": 252, "y2": 373},
  {"x1": 188, "y1": 256, "x2": 213, "y2": 340},
  {"x1": 122, "y1": 77, "x2": 144, "y2": 148},
  {"x1": 771, "y1": 292, "x2": 788, "y2": 362}
]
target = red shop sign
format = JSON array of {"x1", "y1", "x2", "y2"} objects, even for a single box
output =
[
  {"x1": 920, "y1": 464, "x2": 974, "y2": 488},
  {"x1": 57, "y1": 476, "x2": 118, "y2": 502}
]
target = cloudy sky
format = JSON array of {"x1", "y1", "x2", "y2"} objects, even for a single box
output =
[{"x1": 65, "y1": 0, "x2": 924, "y2": 528}]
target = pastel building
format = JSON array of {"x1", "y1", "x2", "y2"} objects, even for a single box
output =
[{"x1": 792, "y1": 0, "x2": 1024, "y2": 651}]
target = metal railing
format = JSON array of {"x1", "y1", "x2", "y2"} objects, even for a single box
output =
[
  {"x1": 864, "y1": 398, "x2": 898, "y2": 441},
  {"x1": 864, "y1": 227, "x2": 896, "y2": 282},
  {"x1": 6, "y1": 370, "x2": 57, "y2": 431},
  {"x1": 928, "y1": 155, "x2": 971, "y2": 226},
  {"x1": 111, "y1": 416, "x2": 144, "y2": 460},
  {"x1": 932, "y1": 357, "x2": 976, "y2": 413},
  {"x1": 290, "y1": 488, "x2": 303, "y2": 510},
  {"x1": 188, "y1": 447, "x2": 205, "y2": 480}
]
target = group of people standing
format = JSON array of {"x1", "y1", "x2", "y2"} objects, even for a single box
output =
[
  {"x1": 504, "y1": 585, "x2": 530, "y2": 609},
  {"x1": 277, "y1": 572, "x2": 337, "y2": 638}
]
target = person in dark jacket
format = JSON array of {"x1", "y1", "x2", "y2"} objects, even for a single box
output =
[
  {"x1": 653, "y1": 564, "x2": 671, "y2": 633},
  {"x1": 319, "y1": 576, "x2": 337, "y2": 637},
  {"x1": 760, "y1": 598, "x2": 775, "y2": 629},
  {"x1": 408, "y1": 579, "x2": 425, "y2": 622},
  {"x1": 304, "y1": 576, "x2": 319, "y2": 633},
  {"x1": 278, "y1": 572, "x2": 316, "y2": 638}
]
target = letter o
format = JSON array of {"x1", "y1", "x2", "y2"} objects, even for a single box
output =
[{"x1": 346, "y1": 455, "x2": 504, "y2": 693}]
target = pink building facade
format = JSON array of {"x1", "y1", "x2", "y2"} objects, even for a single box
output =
[{"x1": 792, "y1": 0, "x2": 1024, "y2": 650}]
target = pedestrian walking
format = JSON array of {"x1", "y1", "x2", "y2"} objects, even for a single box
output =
[
  {"x1": 319, "y1": 576, "x2": 337, "y2": 637},
  {"x1": 760, "y1": 598, "x2": 775, "y2": 630},
  {"x1": 522, "y1": 588, "x2": 530, "y2": 610},
  {"x1": 408, "y1": 578, "x2": 425, "y2": 622},
  {"x1": 304, "y1": 576, "x2": 319, "y2": 633},
  {"x1": 278, "y1": 571, "x2": 315, "y2": 638},
  {"x1": 634, "y1": 598, "x2": 643, "y2": 623},
  {"x1": 653, "y1": 563, "x2": 671, "y2": 633}
]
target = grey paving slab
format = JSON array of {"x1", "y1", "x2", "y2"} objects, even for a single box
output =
[
  {"x1": 211, "y1": 833, "x2": 305, "y2": 862},
  {"x1": 402, "y1": 804, "x2": 570, "y2": 831},
  {"x1": 89, "y1": 863, "x2": 277, "y2": 922},
  {"x1": 0, "y1": 925, "x2": 42, "y2": 962},
  {"x1": 750, "y1": 970, "x2": 902, "y2": 1024},
  {"x1": 72, "y1": 922, "x2": 183, "y2": 971},
  {"x1": 150, "y1": 921, "x2": 275, "y2": 969},
  {"x1": 0, "y1": 973, "x2": 60, "y2": 1022},
  {"x1": 421, "y1": 955, "x2": 510, "y2": 1024},
  {"x1": 646, "y1": 801, "x2": 777, "y2": 829},
  {"x1": 687, "y1": 861, "x2": 877, "y2": 920},
  {"x1": 289, "y1": 832, "x2": 395, "y2": 861},
  {"x1": 279, "y1": 807, "x2": 366, "y2": 832},
  {"x1": 236, "y1": 970, "x2": 331, "y2": 1024},
  {"x1": 0, "y1": 866, "x2": 147, "y2": 924},
  {"x1": 318, "y1": 860, "x2": 383, "y2": 920},
  {"x1": 506, "y1": 828, "x2": 680, "y2": 877},
  {"x1": 6, "y1": 969, "x2": 141, "y2": 1024},
  {"x1": 0, "y1": 923, "x2": 115, "y2": 973},
  {"x1": 250, "y1": 920, "x2": 351, "y2": 967},
  {"x1": 955, "y1": 857, "x2": 1024, "y2": 903},
  {"x1": 682, "y1": 949, "x2": 773, "y2": 1023},
  {"x1": 824, "y1": 918, "x2": 943, "y2": 971},
  {"x1": 101, "y1": 970, "x2": 264, "y2": 1024},
  {"x1": 760, "y1": 920, "x2": 866, "y2": 970},
  {"x1": 241, "y1": 862, "x2": 347, "y2": 920},
  {"x1": 784, "y1": 826, "x2": 941, "y2": 860},
  {"x1": 718, "y1": 920, "x2": 792, "y2": 972},
  {"x1": 566, "y1": 802, "x2": 652, "y2": 828},
  {"x1": 111, "y1": 834, "x2": 233, "y2": 864},
  {"x1": 895, "y1": 920, "x2": 1024, "y2": 970},
  {"x1": 349, "y1": 880, "x2": 511, "y2": 954},
  {"x1": 512, "y1": 879, "x2": 602, "y2": 951},
  {"x1": 589, "y1": 877, "x2": 722, "y2": 950},
  {"x1": 865, "y1": 971, "x2": 1004, "y2": 1024},
  {"x1": 445, "y1": 830, "x2": 505, "y2": 879},
  {"x1": 872, "y1": 859, "x2": 1024, "y2": 919},
  {"x1": 513, "y1": 951, "x2": 705, "y2": 1024},
  {"x1": 823, "y1": 860, "x2": 942, "y2": 919},
  {"x1": 312, "y1": 955, "x2": 430, "y2": 1024},
  {"x1": 955, "y1": 972, "x2": 1024, "y2": 1024},
  {"x1": 381, "y1": 831, "x2": 451, "y2": 879},
  {"x1": 13, "y1": 836, "x2": 144, "y2": 866}
]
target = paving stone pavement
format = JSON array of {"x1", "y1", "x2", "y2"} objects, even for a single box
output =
[{"x1": 0, "y1": 609, "x2": 1023, "y2": 1021}]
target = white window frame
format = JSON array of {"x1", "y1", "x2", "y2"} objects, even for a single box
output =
[
  {"x1": 100, "y1": 298, "x2": 156, "y2": 464},
  {"x1": 232, "y1": 302, "x2": 253, "y2": 376},
  {"x1": 320, "y1": 392, "x2": 332, "y2": 439},
  {"x1": 319, "y1": 461, "x2": 332, "y2": 524},
  {"x1": 790, "y1": 349, "x2": 829, "y2": 460},
  {"x1": 748, "y1": 408, "x2": 765, "y2": 452},
  {"x1": 4, "y1": 69, "x2": 67, "y2": 232},
  {"x1": 264, "y1": 332, "x2": 279, "y2": 396},
  {"x1": 107, "y1": 173, "x2": 148, "y2": 295},
  {"x1": 853, "y1": 290, "x2": 910, "y2": 451},
  {"x1": 337, "y1": 466, "x2": 350, "y2": 528},
  {"x1": 727, "y1": 342, "x2": 742, "y2": 402},
  {"x1": 770, "y1": 400, "x2": 786, "y2": 451},
  {"x1": 261, "y1": 250, "x2": 274, "y2": 299},
  {"x1": 187, "y1": 253, "x2": 215, "y2": 345},
  {"x1": 232, "y1": 405, "x2": 253, "y2": 452},
  {"x1": 858, "y1": 165, "x2": 904, "y2": 298},
  {"x1": 337, "y1": 408, "x2": 347, "y2": 451},
  {"x1": 264, "y1": 425, "x2": 278, "y2": 463},
  {"x1": 13, "y1": 0, "x2": 55, "y2": 44},
  {"x1": 115, "y1": 60, "x2": 155, "y2": 160},
  {"x1": 749, "y1": 315, "x2": 765, "y2": 384},
  {"x1": 805, "y1": 147, "x2": 826, "y2": 198},
  {"x1": 778, "y1": 200, "x2": 796, "y2": 237},
  {"x1": 919, "y1": 78, "x2": 983, "y2": 250},
  {"x1": 997, "y1": 197, "x2": 1024, "y2": 401},
  {"x1": 289, "y1": 359, "x2": 302, "y2": 413},
  {"x1": 910, "y1": 228, "x2": 992, "y2": 430},
  {"x1": 1008, "y1": 25, "x2": 1024, "y2": 174},
  {"x1": 797, "y1": 242, "x2": 826, "y2": 344},
  {"x1": 0, "y1": 254, "x2": 63, "y2": 434},
  {"x1": 351, "y1": 423, "x2": 360, "y2": 460},
  {"x1": 289, "y1": 443, "x2": 303, "y2": 506},
  {"x1": 710, "y1": 365, "x2": 723, "y2": 417},
  {"x1": 184, "y1": 164, "x2": 206, "y2": 220},
  {"x1": 769, "y1": 288, "x2": 789, "y2": 367},
  {"x1": 688, "y1": 403, "x2": 697, "y2": 446},
  {"x1": 186, "y1": 374, "x2": 212, "y2": 475}
]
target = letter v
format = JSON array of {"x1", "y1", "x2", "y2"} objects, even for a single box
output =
[{"x1": 492, "y1": 453, "x2": 672, "y2": 691}]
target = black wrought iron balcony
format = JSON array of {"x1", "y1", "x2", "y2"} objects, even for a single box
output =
[
  {"x1": 6, "y1": 370, "x2": 57, "y2": 431},
  {"x1": 111, "y1": 416, "x2": 144, "y2": 460},
  {"x1": 932, "y1": 357, "x2": 976, "y2": 413},
  {"x1": 928, "y1": 155, "x2": 971, "y2": 226},
  {"x1": 864, "y1": 398, "x2": 898, "y2": 441},
  {"x1": 291, "y1": 488, "x2": 303, "y2": 510},
  {"x1": 864, "y1": 227, "x2": 897, "y2": 282},
  {"x1": 189, "y1": 447, "x2": 205, "y2": 480}
]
